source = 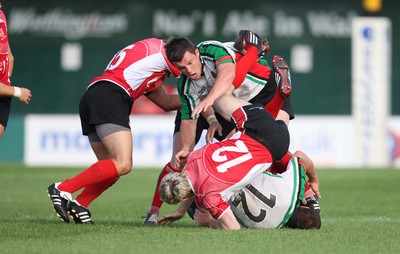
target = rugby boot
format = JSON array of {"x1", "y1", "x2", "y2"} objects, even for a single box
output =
[
  {"x1": 272, "y1": 55, "x2": 292, "y2": 98},
  {"x1": 47, "y1": 182, "x2": 72, "y2": 223}
]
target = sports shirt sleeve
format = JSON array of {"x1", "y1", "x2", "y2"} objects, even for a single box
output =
[
  {"x1": 198, "y1": 42, "x2": 235, "y2": 67},
  {"x1": 203, "y1": 193, "x2": 231, "y2": 219}
]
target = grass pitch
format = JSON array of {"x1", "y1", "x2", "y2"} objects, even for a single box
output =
[{"x1": 0, "y1": 165, "x2": 399, "y2": 254}]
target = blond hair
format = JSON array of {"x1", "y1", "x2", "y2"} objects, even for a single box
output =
[{"x1": 159, "y1": 172, "x2": 194, "y2": 204}]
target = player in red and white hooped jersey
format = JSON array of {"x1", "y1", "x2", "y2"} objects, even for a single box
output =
[
  {"x1": 89, "y1": 38, "x2": 180, "y2": 100},
  {"x1": 157, "y1": 95, "x2": 290, "y2": 230},
  {"x1": 0, "y1": 0, "x2": 32, "y2": 140},
  {"x1": 46, "y1": 38, "x2": 181, "y2": 224}
]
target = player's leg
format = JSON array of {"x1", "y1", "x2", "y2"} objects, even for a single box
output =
[
  {"x1": 213, "y1": 95, "x2": 251, "y2": 122},
  {"x1": 0, "y1": 97, "x2": 11, "y2": 140},
  {"x1": 67, "y1": 132, "x2": 119, "y2": 224},
  {"x1": 272, "y1": 55, "x2": 292, "y2": 98},
  {"x1": 264, "y1": 58, "x2": 292, "y2": 120},
  {"x1": 56, "y1": 129, "x2": 131, "y2": 223},
  {"x1": 143, "y1": 131, "x2": 182, "y2": 224},
  {"x1": 47, "y1": 82, "x2": 132, "y2": 223}
]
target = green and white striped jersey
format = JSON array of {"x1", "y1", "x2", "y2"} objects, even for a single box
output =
[{"x1": 229, "y1": 157, "x2": 307, "y2": 229}]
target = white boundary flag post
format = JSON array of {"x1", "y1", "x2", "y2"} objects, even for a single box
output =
[{"x1": 352, "y1": 17, "x2": 392, "y2": 167}]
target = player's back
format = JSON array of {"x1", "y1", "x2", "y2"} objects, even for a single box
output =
[{"x1": 229, "y1": 157, "x2": 306, "y2": 228}]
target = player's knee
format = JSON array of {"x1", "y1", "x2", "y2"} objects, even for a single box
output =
[{"x1": 114, "y1": 160, "x2": 133, "y2": 175}]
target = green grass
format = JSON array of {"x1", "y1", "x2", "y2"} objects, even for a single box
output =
[{"x1": 0, "y1": 165, "x2": 399, "y2": 254}]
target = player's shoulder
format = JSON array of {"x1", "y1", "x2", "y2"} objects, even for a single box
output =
[
  {"x1": 133, "y1": 38, "x2": 164, "y2": 53},
  {"x1": 197, "y1": 40, "x2": 232, "y2": 53}
]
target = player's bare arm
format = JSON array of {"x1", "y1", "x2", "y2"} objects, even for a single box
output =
[
  {"x1": 173, "y1": 119, "x2": 197, "y2": 169},
  {"x1": 0, "y1": 83, "x2": 32, "y2": 105},
  {"x1": 293, "y1": 150, "x2": 321, "y2": 198},
  {"x1": 7, "y1": 45, "x2": 14, "y2": 77},
  {"x1": 146, "y1": 85, "x2": 181, "y2": 112},
  {"x1": 191, "y1": 62, "x2": 235, "y2": 118},
  {"x1": 200, "y1": 102, "x2": 222, "y2": 144},
  {"x1": 158, "y1": 196, "x2": 195, "y2": 225},
  {"x1": 217, "y1": 208, "x2": 241, "y2": 230}
]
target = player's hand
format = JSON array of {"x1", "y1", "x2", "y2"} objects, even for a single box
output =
[
  {"x1": 206, "y1": 120, "x2": 222, "y2": 144},
  {"x1": 158, "y1": 210, "x2": 185, "y2": 225},
  {"x1": 238, "y1": 30, "x2": 266, "y2": 56},
  {"x1": 191, "y1": 97, "x2": 215, "y2": 119},
  {"x1": 309, "y1": 179, "x2": 321, "y2": 199},
  {"x1": 19, "y1": 88, "x2": 32, "y2": 105},
  {"x1": 193, "y1": 207, "x2": 215, "y2": 227},
  {"x1": 173, "y1": 149, "x2": 190, "y2": 169}
]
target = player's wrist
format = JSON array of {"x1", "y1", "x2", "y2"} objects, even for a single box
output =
[
  {"x1": 206, "y1": 115, "x2": 218, "y2": 124},
  {"x1": 13, "y1": 87, "x2": 22, "y2": 98}
]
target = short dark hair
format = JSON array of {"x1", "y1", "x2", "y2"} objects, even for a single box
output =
[
  {"x1": 285, "y1": 206, "x2": 321, "y2": 229},
  {"x1": 165, "y1": 37, "x2": 197, "y2": 63}
]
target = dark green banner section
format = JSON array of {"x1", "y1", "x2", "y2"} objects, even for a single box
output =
[
  {"x1": 4, "y1": 0, "x2": 399, "y2": 115},
  {"x1": 0, "y1": 116, "x2": 24, "y2": 162}
]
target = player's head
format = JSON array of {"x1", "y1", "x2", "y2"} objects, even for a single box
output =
[
  {"x1": 165, "y1": 37, "x2": 202, "y2": 80},
  {"x1": 165, "y1": 37, "x2": 197, "y2": 62},
  {"x1": 285, "y1": 206, "x2": 321, "y2": 229},
  {"x1": 159, "y1": 172, "x2": 194, "y2": 205}
]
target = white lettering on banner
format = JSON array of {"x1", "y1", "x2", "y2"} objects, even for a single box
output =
[
  {"x1": 8, "y1": 8, "x2": 128, "y2": 40},
  {"x1": 274, "y1": 11, "x2": 303, "y2": 38},
  {"x1": 307, "y1": 11, "x2": 356, "y2": 38},
  {"x1": 7, "y1": 7, "x2": 357, "y2": 39},
  {"x1": 153, "y1": 9, "x2": 356, "y2": 39},
  {"x1": 152, "y1": 9, "x2": 203, "y2": 36},
  {"x1": 222, "y1": 10, "x2": 269, "y2": 37}
]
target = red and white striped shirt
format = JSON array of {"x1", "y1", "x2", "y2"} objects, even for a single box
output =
[{"x1": 90, "y1": 38, "x2": 180, "y2": 100}]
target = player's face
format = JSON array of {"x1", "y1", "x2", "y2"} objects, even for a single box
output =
[{"x1": 173, "y1": 49, "x2": 202, "y2": 80}]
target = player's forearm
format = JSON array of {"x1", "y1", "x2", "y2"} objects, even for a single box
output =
[
  {"x1": 208, "y1": 64, "x2": 235, "y2": 101},
  {"x1": 178, "y1": 196, "x2": 195, "y2": 214},
  {"x1": 218, "y1": 209, "x2": 241, "y2": 230},
  {"x1": 147, "y1": 87, "x2": 181, "y2": 111},
  {"x1": 0, "y1": 83, "x2": 15, "y2": 96},
  {"x1": 179, "y1": 119, "x2": 197, "y2": 151}
]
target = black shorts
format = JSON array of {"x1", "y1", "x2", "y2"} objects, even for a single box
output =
[
  {"x1": 79, "y1": 81, "x2": 133, "y2": 136},
  {"x1": 238, "y1": 104, "x2": 290, "y2": 161},
  {"x1": 0, "y1": 96, "x2": 11, "y2": 129}
]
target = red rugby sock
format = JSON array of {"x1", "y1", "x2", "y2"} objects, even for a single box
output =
[
  {"x1": 232, "y1": 47, "x2": 259, "y2": 88},
  {"x1": 265, "y1": 89, "x2": 285, "y2": 119},
  {"x1": 75, "y1": 176, "x2": 118, "y2": 208},
  {"x1": 58, "y1": 160, "x2": 119, "y2": 194}
]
